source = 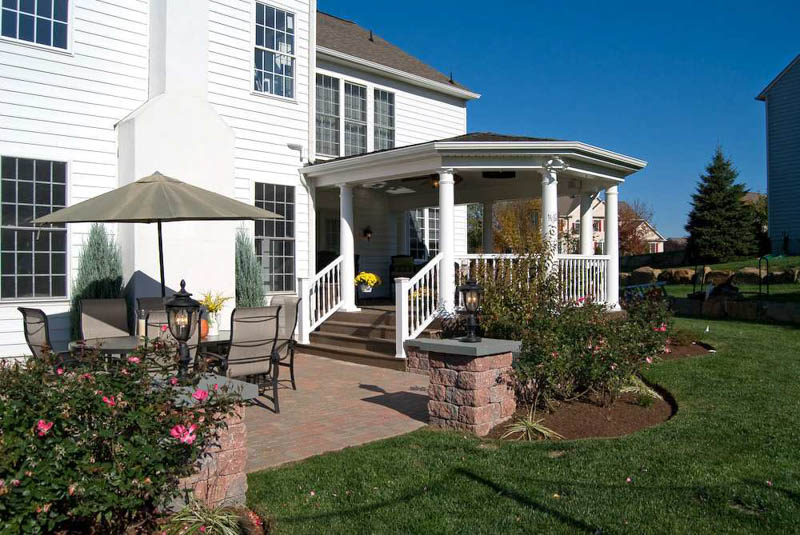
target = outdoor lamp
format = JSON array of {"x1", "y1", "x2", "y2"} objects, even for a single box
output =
[
  {"x1": 458, "y1": 278, "x2": 484, "y2": 343},
  {"x1": 363, "y1": 226, "x2": 373, "y2": 241},
  {"x1": 165, "y1": 279, "x2": 201, "y2": 376}
]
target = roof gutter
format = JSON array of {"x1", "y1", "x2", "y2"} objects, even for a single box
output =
[{"x1": 317, "y1": 46, "x2": 481, "y2": 101}]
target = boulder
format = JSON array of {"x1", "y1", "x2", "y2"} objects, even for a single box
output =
[
  {"x1": 733, "y1": 267, "x2": 765, "y2": 285},
  {"x1": 658, "y1": 268, "x2": 695, "y2": 284},
  {"x1": 619, "y1": 272, "x2": 632, "y2": 288},
  {"x1": 629, "y1": 266, "x2": 661, "y2": 285},
  {"x1": 766, "y1": 271, "x2": 796, "y2": 284},
  {"x1": 705, "y1": 270, "x2": 734, "y2": 286}
]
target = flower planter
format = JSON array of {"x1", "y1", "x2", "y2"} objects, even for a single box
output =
[
  {"x1": 207, "y1": 313, "x2": 219, "y2": 337},
  {"x1": 359, "y1": 283, "x2": 373, "y2": 293}
]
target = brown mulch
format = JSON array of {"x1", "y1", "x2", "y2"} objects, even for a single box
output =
[{"x1": 661, "y1": 340, "x2": 714, "y2": 361}]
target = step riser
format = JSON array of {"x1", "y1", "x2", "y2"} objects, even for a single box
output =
[
  {"x1": 299, "y1": 346, "x2": 405, "y2": 371},
  {"x1": 320, "y1": 323, "x2": 398, "y2": 338},
  {"x1": 310, "y1": 333, "x2": 395, "y2": 354},
  {"x1": 331, "y1": 311, "x2": 395, "y2": 325}
]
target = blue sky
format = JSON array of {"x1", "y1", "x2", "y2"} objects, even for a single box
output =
[{"x1": 319, "y1": 0, "x2": 800, "y2": 237}]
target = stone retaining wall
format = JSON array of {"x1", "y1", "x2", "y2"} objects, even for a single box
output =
[
  {"x1": 672, "y1": 297, "x2": 800, "y2": 325},
  {"x1": 406, "y1": 346, "x2": 431, "y2": 376}
]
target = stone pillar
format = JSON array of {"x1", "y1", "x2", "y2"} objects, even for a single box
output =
[
  {"x1": 339, "y1": 184, "x2": 358, "y2": 312},
  {"x1": 411, "y1": 339, "x2": 518, "y2": 436},
  {"x1": 438, "y1": 169, "x2": 456, "y2": 312},
  {"x1": 605, "y1": 184, "x2": 620, "y2": 309},
  {"x1": 482, "y1": 201, "x2": 494, "y2": 253},
  {"x1": 580, "y1": 191, "x2": 595, "y2": 256},
  {"x1": 179, "y1": 406, "x2": 248, "y2": 507}
]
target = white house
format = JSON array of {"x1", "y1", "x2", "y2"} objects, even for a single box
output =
[{"x1": 0, "y1": 0, "x2": 646, "y2": 360}]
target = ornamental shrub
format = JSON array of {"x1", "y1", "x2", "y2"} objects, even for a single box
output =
[
  {"x1": 0, "y1": 343, "x2": 243, "y2": 534},
  {"x1": 70, "y1": 223, "x2": 123, "y2": 338},
  {"x1": 235, "y1": 229, "x2": 265, "y2": 308}
]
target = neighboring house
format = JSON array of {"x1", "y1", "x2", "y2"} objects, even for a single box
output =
[
  {"x1": 757, "y1": 54, "x2": 800, "y2": 254},
  {"x1": 557, "y1": 198, "x2": 666, "y2": 254},
  {"x1": 664, "y1": 237, "x2": 688, "y2": 253},
  {"x1": 0, "y1": 1, "x2": 646, "y2": 359}
]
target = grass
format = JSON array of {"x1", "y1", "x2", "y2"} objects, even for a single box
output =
[
  {"x1": 247, "y1": 318, "x2": 800, "y2": 534},
  {"x1": 664, "y1": 283, "x2": 800, "y2": 303}
]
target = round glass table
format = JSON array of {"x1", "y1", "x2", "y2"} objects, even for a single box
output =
[{"x1": 68, "y1": 331, "x2": 231, "y2": 355}]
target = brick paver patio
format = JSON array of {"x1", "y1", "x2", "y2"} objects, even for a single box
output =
[{"x1": 244, "y1": 354, "x2": 429, "y2": 473}]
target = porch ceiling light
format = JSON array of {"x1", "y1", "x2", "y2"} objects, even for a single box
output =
[
  {"x1": 430, "y1": 174, "x2": 464, "y2": 189},
  {"x1": 458, "y1": 278, "x2": 484, "y2": 343},
  {"x1": 363, "y1": 226, "x2": 373, "y2": 241},
  {"x1": 166, "y1": 279, "x2": 201, "y2": 375}
]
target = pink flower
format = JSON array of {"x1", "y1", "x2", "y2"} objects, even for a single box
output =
[
  {"x1": 310, "y1": 490, "x2": 316, "y2": 496},
  {"x1": 551, "y1": 351, "x2": 559, "y2": 358},
  {"x1": 646, "y1": 357, "x2": 653, "y2": 365},
  {"x1": 626, "y1": 477, "x2": 632, "y2": 483},
  {"x1": 127, "y1": 356, "x2": 140, "y2": 365},
  {"x1": 161, "y1": 324, "x2": 168, "y2": 333},
  {"x1": 56, "y1": 367, "x2": 64, "y2": 376},
  {"x1": 68, "y1": 484, "x2": 76, "y2": 496},
  {"x1": 12, "y1": 479, "x2": 20, "y2": 487},
  {"x1": 664, "y1": 347, "x2": 672, "y2": 354},
  {"x1": 0, "y1": 480, "x2": 4, "y2": 488},
  {"x1": 121, "y1": 368, "x2": 129, "y2": 376},
  {"x1": 169, "y1": 377, "x2": 178, "y2": 386},
  {"x1": 192, "y1": 389, "x2": 209, "y2": 402},
  {"x1": 80, "y1": 373, "x2": 93, "y2": 381},
  {"x1": 36, "y1": 419, "x2": 53, "y2": 437},
  {"x1": 170, "y1": 424, "x2": 197, "y2": 445},
  {"x1": 102, "y1": 396, "x2": 116, "y2": 407},
  {"x1": 199, "y1": 526, "x2": 206, "y2": 533},
  {"x1": 767, "y1": 480, "x2": 773, "y2": 487},
  {"x1": 213, "y1": 383, "x2": 219, "y2": 392},
  {"x1": 577, "y1": 296, "x2": 586, "y2": 304}
]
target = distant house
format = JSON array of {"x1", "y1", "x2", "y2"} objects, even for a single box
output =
[
  {"x1": 557, "y1": 198, "x2": 666, "y2": 254},
  {"x1": 664, "y1": 237, "x2": 688, "y2": 253},
  {"x1": 757, "y1": 54, "x2": 800, "y2": 254}
]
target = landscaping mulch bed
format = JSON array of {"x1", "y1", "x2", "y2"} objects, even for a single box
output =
[{"x1": 662, "y1": 340, "x2": 714, "y2": 361}]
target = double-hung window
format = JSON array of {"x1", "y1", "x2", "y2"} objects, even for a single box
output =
[
  {"x1": 344, "y1": 82, "x2": 367, "y2": 156},
  {"x1": 315, "y1": 74, "x2": 340, "y2": 157},
  {"x1": 374, "y1": 89, "x2": 395, "y2": 150},
  {"x1": 593, "y1": 218, "x2": 603, "y2": 232},
  {"x1": 1, "y1": 157, "x2": 67, "y2": 300},
  {"x1": 408, "y1": 207, "x2": 439, "y2": 260},
  {"x1": 1, "y1": 0, "x2": 69, "y2": 49},
  {"x1": 255, "y1": 183, "x2": 295, "y2": 293},
  {"x1": 254, "y1": 2, "x2": 295, "y2": 98}
]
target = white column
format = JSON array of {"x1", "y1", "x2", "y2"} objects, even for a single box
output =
[
  {"x1": 482, "y1": 201, "x2": 494, "y2": 253},
  {"x1": 605, "y1": 184, "x2": 620, "y2": 309},
  {"x1": 541, "y1": 160, "x2": 561, "y2": 258},
  {"x1": 339, "y1": 184, "x2": 358, "y2": 311},
  {"x1": 579, "y1": 191, "x2": 595, "y2": 256},
  {"x1": 438, "y1": 169, "x2": 456, "y2": 312}
]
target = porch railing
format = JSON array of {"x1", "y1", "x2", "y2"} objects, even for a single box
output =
[
  {"x1": 297, "y1": 255, "x2": 344, "y2": 344},
  {"x1": 455, "y1": 254, "x2": 520, "y2": 307},
  {"x1": 395, "y1": 253, "x2": 443, "y2": 358},
  {"x1": 557, "y1": 254, "x2": 610, "y2": 303}
]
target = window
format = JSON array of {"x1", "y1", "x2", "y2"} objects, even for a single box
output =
[
  {"x1": 408, "y1": 207, "x2": 439, "y2": 260},
  {"x1": 324, "y1": 217, "x2": 339, "y2": 252},
  {"x1": 316, "y1": 74, "x2": 340, "y2": 157},
  {"x1": 254, "y1": 2, "x2": 294, "y2": 98},
  {"x1": 374, "y1": 89, "x2": 395, "y2": 150},
  {"x1": 593, "y1": 218, "x2": 603, "y2": 232},
  {"x1": 648, "y1": 242, "x2": 660, "y2": 254},
  {"x1": 1, "y1": 157, "x2": 67, "y2": 299},
  {"x1": 344, "y1": 82, "x2": 367, "y2": 156},
  {"x1": 255, "y1": 184, "x2": 295, "y2": 293},
  {"x1": 1, "y1": 0, "x2": 68, "y2": 49},
  {"x1": 595, "y1": 241, "x2": 605, "y2": 255}
]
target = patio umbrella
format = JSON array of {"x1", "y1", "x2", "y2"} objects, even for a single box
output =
[{"x1": 32, "y1": 171, "x2": 281, "y2": 297}]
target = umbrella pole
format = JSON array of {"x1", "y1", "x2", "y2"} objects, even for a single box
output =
[{"x1": 158, "y1": 221, "x2": 166, "y2": 297}]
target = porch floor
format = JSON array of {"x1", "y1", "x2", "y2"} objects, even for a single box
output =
[{"x1": 244, "y1": 352, "x2": 429, "y2": 473}]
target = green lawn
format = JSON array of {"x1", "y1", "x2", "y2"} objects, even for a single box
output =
[
  {"x1": 623, "y1": 256, "x2": 800, "y2": 274},
  {"x1": 665, "y1": 283, "x2": 800, "y2": 303},
  {"x1": 247, "y1": 318, "x2": 800, "y2": 534}
]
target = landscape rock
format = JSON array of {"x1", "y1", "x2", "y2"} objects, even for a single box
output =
[
  {"x1": 766, "y1": 271, "x2": 796, "y2": 284},
  {"x1": 658, "y1": 268, "x2": 695, "y2": 284},
  {"x1": 619, "y1": 272, "x2": 632, "y2": 288},
  {"x1": 705, "y1": 270, "x2": 734, "y2": 286},
  {"x1": 630, "y1": 266, "x2": 661, "y2": 285},
  {"x1": 733, "y1": 267, "x2": 765, "y2": 285}
]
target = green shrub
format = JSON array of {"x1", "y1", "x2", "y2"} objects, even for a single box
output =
[
  {"x1": 235, "y1": 229, "x2": 265, "y2": 308},
  {"x1": 0, "y1": 343, "x2": 243, "y2": 534},
  {"x1": 71, "y1": 223, "x2": 123, "y2": 338}
]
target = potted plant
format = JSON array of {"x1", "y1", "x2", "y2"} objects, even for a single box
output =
[
  {"x1": 199, "y1": 291, "x2": 231, "y2": 337},
  {"x1": 354, "y1": 272, "x2": 382, "y2": 294}
]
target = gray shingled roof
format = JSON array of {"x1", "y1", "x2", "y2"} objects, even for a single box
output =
[{"x1": 317, "y1": 11, "x2": 473, "y2": 93}]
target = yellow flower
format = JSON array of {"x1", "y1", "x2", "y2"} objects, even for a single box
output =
[
  {"x1": 199, "y1": 292, "x2": 231, "y2": 314},
  {"x1": 354, "y1": 272, "x2": 381, "y2": 287}
]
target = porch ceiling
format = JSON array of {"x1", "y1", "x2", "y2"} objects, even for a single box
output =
[{"x1": 302, "y1": 136, "x2": 648, "y2": 191}]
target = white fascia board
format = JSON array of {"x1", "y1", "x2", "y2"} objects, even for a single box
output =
[{"x1": 317, "y1": 46, "x2": 481, "y2": 101}]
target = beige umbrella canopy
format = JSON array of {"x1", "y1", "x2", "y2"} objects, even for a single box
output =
[{"x1": 33, "y1": 172, "x2": 282, "y2": 296}]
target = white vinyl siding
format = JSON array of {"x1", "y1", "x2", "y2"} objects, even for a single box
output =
[{"x1": 0, "y1": 0, "x2": 148, "y2": 356}]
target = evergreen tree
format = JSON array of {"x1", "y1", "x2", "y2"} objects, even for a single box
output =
[
  {"x1": 71, "y1": 223, "x2": 123, "y2": 338},
  {"x1": 235, "y1": 228, "x2": 265, "y2": 307},
  {"x1": 685, "y1": 148, "x2": 757, "y2": 263}
]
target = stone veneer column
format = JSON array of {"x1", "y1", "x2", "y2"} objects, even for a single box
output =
[{"x1": 408, "y1": 338, "x2": 519, "y2": 437}]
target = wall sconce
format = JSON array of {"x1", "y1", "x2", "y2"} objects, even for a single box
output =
[{"x1": 363, "y1": 226, "x2": 373, "y2": 241}]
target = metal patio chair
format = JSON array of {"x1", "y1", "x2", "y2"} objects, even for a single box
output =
[
  {"x1": 203, "y1": 306, "x2": 282, "y2": 412},
  {"x1": 270, "y1": 295, "x2": 301, "y2": 390},
  {"x1": 18, "y1": 307, "x2": 71, "y2": 369},
  {"x1": 80, "y1": 298, "x2": 130, "y2": 340}
]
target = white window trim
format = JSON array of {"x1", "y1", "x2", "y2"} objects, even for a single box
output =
[
  {"x1": 406, "y1": 207, "x2": 439, "y2": 262},
  {"x1": 250, "y1": 1, "x2": 297, "y2": 102},
  {"x1": 253, "y1": 182, "x2": 297, "y2": 294},
  {"x1": 343, "y1": 81, "x2": 368, "y2": 156},
  {"x1": 0, "y1": 0, "x2": 75, "y2": 56},
  {"x1": 315, "y1": 73, "x2": 341, "y2": 158},
  {"x1": 0, "y1": 153, "x2": 72, "y2": 303}
]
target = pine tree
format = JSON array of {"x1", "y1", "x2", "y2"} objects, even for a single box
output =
[
  {"x1": 235, "y1": 228, "x2": 265, "y2": 307},
  {"x1": 71, "y1": 223, "x2": 123, "y2": 338},
  {"x1": 685, "y1": 148, "x2": 757, "y2": 263}
]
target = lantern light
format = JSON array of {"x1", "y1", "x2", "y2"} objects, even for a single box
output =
[
  {"x1": 457, "y1": 278, "x2": 484, "y2": 343},
  {"x1": 165, "y1": 279, "x2": 201, "y2": 375}
]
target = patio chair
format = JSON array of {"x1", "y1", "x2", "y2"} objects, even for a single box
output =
[
  {"x1": 270, "y1": 295, "x2": 301, "y2": 390},
  {"x1": 137, "y1": 296, "x2": 166, "y2": 315},
  {"x1": 203, "y1": 306, "x2": 282, "y2": 412},
  {"x1": 18, "y1": 307, "x2": 71, "y2": 369},
  {"x1": 80, "y1": 298, "x2": 130, "y2": 340}
]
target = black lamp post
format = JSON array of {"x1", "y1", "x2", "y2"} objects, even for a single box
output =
[
  {"x1": 165, "y1": 279, "x2": 201, "y2": 376},
  {"x1": 458, "y1": 278, "x2": 484, "y2": 343}
]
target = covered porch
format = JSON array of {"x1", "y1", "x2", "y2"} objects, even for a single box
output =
[{"x1": 297, "y1": 133, "x2": 647, "y2": 358}]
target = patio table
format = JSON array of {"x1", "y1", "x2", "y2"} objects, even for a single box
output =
[{"x1": 68, "y1": 331, "x2": 232, "y2": 356}]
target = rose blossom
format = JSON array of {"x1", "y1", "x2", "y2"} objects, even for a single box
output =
[
  {"x1": 127, "y1": 356, "x2": 140, "y2": 364},
  {"x1": 36, "y1": 419, "x2": 53, "y2": 437},
  {"x1": 161, "y1": 324, "x2": 168, "y2": 332},
  {"x1": 56, "y1": 367, "x2": 64, "y2": 376},
  {"x1": 169, "y1": 377, "x2": 179, "y2": 386},
  {"x1": 192, "y1": 389, "x2": 209, "y2": 402},
  {"x1": 102, "y1": 395, "x2": 116, "y2": 407},
  {"x1": 646, "y1": 357, "x2": 653, "y2": 364},
  {"x1": 170, "y1": 424, "x2": 198, "y2": 445}
]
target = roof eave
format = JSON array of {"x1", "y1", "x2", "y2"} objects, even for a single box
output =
[
  {"x1": 317, "y1": 46, "x2": 481, "y2": 101},
  {"x1": 756, "y1": 53, "x2": 800, "y2": 101}
]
